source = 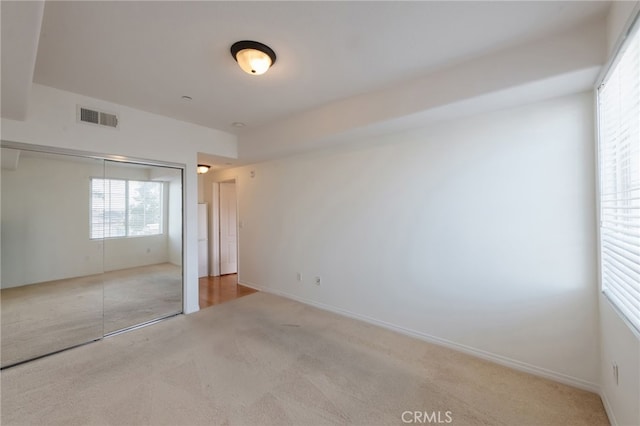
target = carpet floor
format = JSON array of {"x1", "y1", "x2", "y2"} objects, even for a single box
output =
[
  {"x1": 1, "y1": 263, "x2": 182, "y2": 367},
  {"x1": 0, "y1": 292, "x2": 608, "y2": 425}
]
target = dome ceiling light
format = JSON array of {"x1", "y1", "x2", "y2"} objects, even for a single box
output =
[
  {"x1": 230, "y1": 40, "x2": 276, "y2": 75},
  {"x1": 197, "y1": 164, "x2": 211, "y2": 174}
]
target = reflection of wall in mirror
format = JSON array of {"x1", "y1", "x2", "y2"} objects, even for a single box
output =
[
  {"x1": 168, "y1": 176, "x2": 183, "y2": 267},
  {"x1": 0, "y1": 154, "x2": 182, "y2": 288}
]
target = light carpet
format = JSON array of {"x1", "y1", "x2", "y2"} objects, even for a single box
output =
[
  {"x1": 0, "y1": 292, "x2": 608, "y2": 425},
  {"x1": 1, "y1": 263, "x2": 182, "y2": 367}
]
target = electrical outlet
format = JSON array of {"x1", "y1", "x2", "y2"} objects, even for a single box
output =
[
  {"x1": 314, "y1": 276, "x2": 321, "y2": 286},
  {"x1": 613, "y1": 362, "x2": 619, "y2": 385},
  {"x1": 296, "y1": 272, "x2": 302, "y2": 282}
]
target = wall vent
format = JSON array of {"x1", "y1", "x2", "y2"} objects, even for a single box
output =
[{"x1": 77, "y1": 106, "x2": 119, "y2": 129}]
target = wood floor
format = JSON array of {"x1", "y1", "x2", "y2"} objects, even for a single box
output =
[{"x1": 198, "y1": 274, "x2": 257, "y2": 309}]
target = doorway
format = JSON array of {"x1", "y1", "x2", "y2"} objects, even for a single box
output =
[
  {"x1": 219, "y1": 181, "x2": 237, "y2": 275},
  {"x1": 211, "y1": 179, "x2": 238, "y2": 277},
  {"x1": 199, "y1": 178, "x2": 250, "y2": 309}
]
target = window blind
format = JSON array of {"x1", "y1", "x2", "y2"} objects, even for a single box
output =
[
  {"x1": 597, "y1": 20, "x2": 640, "y2": 332},
  {"x1": 91, "y1": 178, "x2": 162, "y2": 239}
]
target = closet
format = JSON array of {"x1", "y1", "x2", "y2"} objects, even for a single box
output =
[{"x1": 0, "y1": 144, "x2": 184, "y2": 368}]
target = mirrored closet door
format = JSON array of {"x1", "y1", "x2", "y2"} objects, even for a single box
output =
[
  {"x1": 102, "y1": 160, "x2": 183, "y2": 334},
  {"x1": 1, "y1": 149, "x2": 106, "y2": 367},
  {"x1": 1, "y1": 145, "x2": 184, "y2": 368}
]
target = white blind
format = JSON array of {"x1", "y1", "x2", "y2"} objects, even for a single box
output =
[
  {"x1": 598, "y1": 21, "x2": 640, "y2": 332},
  {"x1": 91, "y1": 178, "x2": 162, "y2": 239}
]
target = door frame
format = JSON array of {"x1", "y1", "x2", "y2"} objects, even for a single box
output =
[{"x1": 210, "y1": 177, "x2": 239, "y2": 277}]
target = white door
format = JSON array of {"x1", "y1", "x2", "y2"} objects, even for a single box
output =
[
  {"x1": 197, "y1": 203, "x2": 208, "y2": 277},
  {"x1": 219, "y1": 182, "x2": 237, "y2": 275}
]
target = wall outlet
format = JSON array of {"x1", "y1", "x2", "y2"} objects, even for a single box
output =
[
  {"x1": 296, "y1": 272, "x2": 302, "y2": 282},
  {"x1": 612, "y1": 362, "x2": 619, "y2": 385},
  {"x1": 314, "y1": 276, "x2": 321, "y2": 286}
]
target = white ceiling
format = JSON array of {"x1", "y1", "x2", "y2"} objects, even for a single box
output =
[
  {"x1": 1, "y1": 1, "x2": 43, "y2": 121},
  {"x1": 32, "y1": 1, "x2": 610, "y2": 136}
]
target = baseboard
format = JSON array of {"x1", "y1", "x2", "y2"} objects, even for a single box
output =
[
  {"x1": 600, "y1": 391, "x2": 618, "y2": 426},
  {"x1": 240, "y1": 280, "x2": 601, "y2": 394}
]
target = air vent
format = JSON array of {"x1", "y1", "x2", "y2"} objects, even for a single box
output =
[
  {"x1": 77, "y1": 106, "x2": 119, "y2": 129},
  {"x1": 80, "y1": 108, "x2": 99, "y2": 124},
  {"x1": 99, "y1": 112, "x2": 118, "y2": 128}
]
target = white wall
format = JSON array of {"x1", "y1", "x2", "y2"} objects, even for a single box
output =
[
  {"x1": 149, "y1": 166, "x2": 183, "y2": 267},
  {"x1": 103, "y1": 234, "x2": 168, "y2": 272},
  {"x1": 599, "y1": 3, "x2": 640, "y2": 425},
  {"x1": 1, "y1": 83, "x2": 237, "y2": 312},
  {"x1": 2, "y1": 153, "x2": 104, "y2": 287},
  {"x1": 600, "y1": 300, "x2": 640, "y2": 426},
  {"x1": 168, "y1": 177, "x2": 183, "y2": 266},
  {"x1": 214, "y1": 92, "x2": 600, "y2": 390}
]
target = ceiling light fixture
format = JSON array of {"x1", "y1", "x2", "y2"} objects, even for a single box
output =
[
  {"x1": 230, "y1": 40, "x2": 276, "y2": 75},
  {"x1": 197, "y1": 164, "x2": 211, "y2": 174}
]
